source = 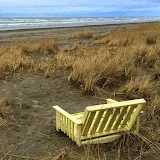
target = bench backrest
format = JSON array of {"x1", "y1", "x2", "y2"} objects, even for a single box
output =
[{"x1": 81, "y1": 99, "x2": 146, "y2": 139}]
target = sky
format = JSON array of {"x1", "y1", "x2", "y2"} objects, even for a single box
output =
[{"x1": 0, "y1": 0, "x2": 160, "y2": 17}]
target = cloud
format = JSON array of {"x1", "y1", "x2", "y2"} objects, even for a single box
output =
[
  {"x1": 0, "y1": 0, "x2": 160, "y2": 17},
  {"x1": 0, "y1": 0, "x2": 152, "y2": 7}
]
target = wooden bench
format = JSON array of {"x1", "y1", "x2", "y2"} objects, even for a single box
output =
[{"x1": 53, "y1": 98, "x2": 146, "y2": 146}]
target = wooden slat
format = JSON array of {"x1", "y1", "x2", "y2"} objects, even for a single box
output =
[
  {"x1": 97, "y1": 109, "x2": 113, "y2": 132},
  {"x1": 104, "y1": 108, "x2": 120, "y2": 131},
  {"x1": 71, "y1": 122, "x2": 74, "y2": 140},
  {"x1": 64, "y1": 115, "x2": 66, "y2": 132},
  {"x1": 76, "y1": 124, "x2": 82, "y2": 146},
  {"x1": 81, "y1": 134, "x2": 122, "y2": 145},
  {"x1": 64, "y1": 116, "x2": 66, "y2": 134},
  {"x1": 56, "y1": 111, "x2": 60, "y2": 131},
  {"x1": 112, "y1": 107, "x2": 128, "y2": 130},
  {"x1": 69, "y1": 119, "x2": 71, "y2": 138},
  {"x1": 90, "y1": 111, "x2": 104, "y2": 134},
  {"x1": 63, "y1": 116, "x2": 66, "y2": 133},
  {"x1": 65, "y1": 118, "x2": 68, "y2": 135},
  {"x1": 120, "y1": 105, "x2": 136, "y2": 129},
  {"x1": 59, "y1": 113, "x2": 62, "y2": 130},
  {"x1": 62, "y1": 115, "x2": 64, "y2": 132},
  {"x1": 86, "y1": 99, "x2": 146, "y2": 112},
  {"x1": 82, "y1": 112, "x2": 96, "y2": 136},
  {"x1": 81, "y1": 128, "x2": 127, "y2": 140},
  {"x1": 128, "y1": 104, "x2": 144, "y2": 130},
  {"x1": 66, "y1": 117, "x2": 69, "y2": 134},
  {"x1": 81, "y1": 109, "x2": 89, "y2": 123}
]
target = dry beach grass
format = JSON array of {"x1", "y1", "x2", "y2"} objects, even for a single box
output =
[{"x1": 0, "y1": 22, "x2": 160, "y2": 159}]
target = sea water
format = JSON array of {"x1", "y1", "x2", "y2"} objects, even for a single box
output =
[{"x1": 0, "y1": 17, "x2": 160, "y2": 31}]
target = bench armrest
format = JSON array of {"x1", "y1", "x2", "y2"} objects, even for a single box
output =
[{"x1": 53, "y1": 105, "x2": 83, "y2": 124}]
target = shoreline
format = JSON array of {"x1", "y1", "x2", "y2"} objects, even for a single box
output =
[{"x1": 0, "y1": 21, "x2": 156, "y2": 33}]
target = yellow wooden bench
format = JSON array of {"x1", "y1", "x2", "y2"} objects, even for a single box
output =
[{"x1": 53, "y1": 98, "x2": 146, "y2": 146}]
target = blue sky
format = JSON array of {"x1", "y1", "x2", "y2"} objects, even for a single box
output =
[{"x1": 0, "y1": 0, "x2": 160, "y2": 17}]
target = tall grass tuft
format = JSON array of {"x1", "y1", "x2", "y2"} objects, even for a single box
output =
[{"x1": 65, "y1": 30, "x2": 93, "y2": 39}]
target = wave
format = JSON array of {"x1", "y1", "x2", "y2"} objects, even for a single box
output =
[{"x1": 0, "y1": 17, "x2": 160, "y2": 31}]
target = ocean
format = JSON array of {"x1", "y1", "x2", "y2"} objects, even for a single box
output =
[{"x1": 0, "y1": 17, "x2": 160, "y2": 31}]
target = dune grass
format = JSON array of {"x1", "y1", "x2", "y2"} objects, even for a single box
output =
[
  {"x1": 64, "y1": 29, "x2": 93, "y2": 39},
  {"x1": 0, "y1": 37, "x2": 59, "y2": 78}
]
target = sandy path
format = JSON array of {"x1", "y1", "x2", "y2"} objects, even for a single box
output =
[{"x1": 0, "y1": 72, "x2": 105, "y2": 158}]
